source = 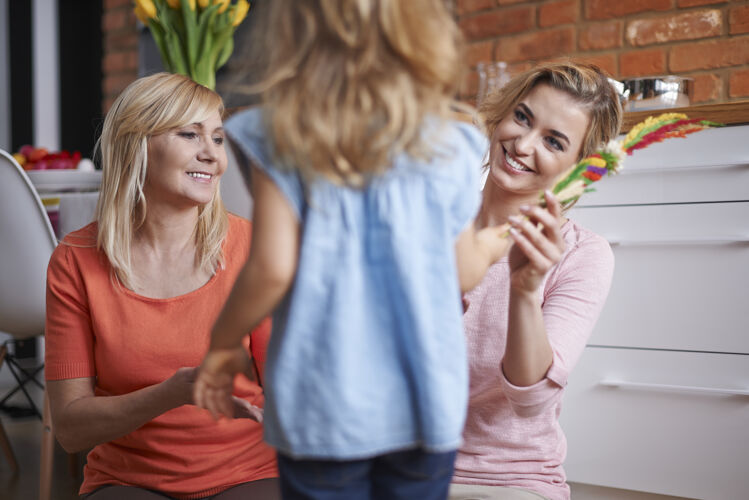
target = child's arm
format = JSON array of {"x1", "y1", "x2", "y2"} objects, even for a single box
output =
[
  {"x1": 195, "y1": 165, "x2": 300, "y2": 419},
  {"x1": 455, "y1": 221, "x2": 512, "y2": 293}
]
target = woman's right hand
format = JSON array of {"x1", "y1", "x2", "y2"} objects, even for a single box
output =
[
  {"x1": 168, "y1": 366, "x2": 200, "y2": 406},
  {"x1": 507, "y1": 190, "x2": 566, "y2": 293}
]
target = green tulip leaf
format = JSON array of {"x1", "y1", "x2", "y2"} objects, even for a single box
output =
[
  {"x1": 180, "y1": 0, "x2": 198, "y2": 70},
  {"x1": 196, "y1": 5, "x2": 220, "y2": 62},
  {"x1": 165, "y1": 29, "x2": 188, "y2": 75},
  {"x1": 147, "y1": 19, "x2": 172, "y2": 72},
  {"x1": 216, "y1": 35, "x2": 233, "y2": 70}
]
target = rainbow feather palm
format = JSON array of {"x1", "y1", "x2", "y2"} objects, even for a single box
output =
[{"x1": 542, "y1": 113, "x2": 720, "y2": 210}]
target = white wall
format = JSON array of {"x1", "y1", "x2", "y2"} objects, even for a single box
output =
[{"x1": 32, "y1": 0, "x2": 60, "y2": 151}]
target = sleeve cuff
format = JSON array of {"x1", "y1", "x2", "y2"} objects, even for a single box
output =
[{"x1": 499, "y1": 358, "x2": 567, "y2": 417}]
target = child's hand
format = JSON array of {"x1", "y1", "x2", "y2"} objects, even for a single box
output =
[
  {"x1": 194, "y1": 347, "x2": 254, "y2": 420},
  {"x1": 507, "y1": 190, "x2": 566, "y2": 292},
  {"x1": 476, "y1": 222, "x2": 513, "y2": 265}
]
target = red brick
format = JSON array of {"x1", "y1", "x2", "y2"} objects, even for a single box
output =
[
  {"x1": 103, "y1": 74, "x2": 136, "y2": 96},
  {"x1": 466, "y1": 41, "x2": 494, "y2": 67},
  {"x1": 456, "y1": 0, "x2": 494, "y2": 16},
  {"x1": 497, "y1": 28, "x2": 575, "y2": 63},
  {"x1": 105, "y1": 0, "x2": 133, "y2": 8},
  {"x1": 105, "y1": 31, "x2": 138, "y2": 51},
  {"x1": 539, "y1": 0, "x2": 578, "y2": 28},
  {"x1": 103, "y1": 50, "x2": 138, "y2": 73},
  {"x1": 670, "y1": 37, "x2": 749, "y2": 72},
  {"x1": 619, "y1": 48, "x2": 667, "y2": 77},
  {"x1": 678, "y1": 0, "x2": 726, "y2": 7},
  {"x1": 585, "y1": 0, "x2": 672, "y2": 21},
  {"x1": 579, "y1": 21, "x2": 622, "y2": 51},
  {"x1": 626, "y1": 9, "x2": 723, "y2": 46},
  {"x1": 730, "y1": 6, "x2": 749, "y2": 35},
  {"x1": 459, "y1": 7, "x2": 534, "y2": 39},
  {"x1": 729, "y1": 68, "x2": 749, "y2": 97},
  {"x1": 573, "y1": 53, "x2": 618, "y2": 77},
  {"x1": 691, "y1": 73, "x2": 722, "y2": 103},
  {"x1": 498, "y1": 0, "x2": 529, "y2": 5},
  {"x1": 507, "y1": 62, "x2": 534, "y2": 78},
  {"x1": 102, "y1": 9, "x2": 128, "y2": 32},
  {"x1": 460, "y1": 69, "x2": 480, "y2": 100}
]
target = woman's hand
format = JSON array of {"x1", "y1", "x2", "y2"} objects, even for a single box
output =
[
  {"x1": 194, "y1": 347, "x2": 255, "y2": 420},
  {"x1": 507, "y1": 190, "x2": 566, "y2": 293},
  {"x1": 167, "y1": 366, "x2": 200, "y2": 406},
  {"x1": 171, "y1": 365, "x2": 263, "y2": 422},
  {"x1": 232, "y1": 397, "x2": 264, "y2": 422}
]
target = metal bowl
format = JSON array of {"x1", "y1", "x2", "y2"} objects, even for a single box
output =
[{"x1": 620, "y1": 76, "x2": 693, "y2": 111}]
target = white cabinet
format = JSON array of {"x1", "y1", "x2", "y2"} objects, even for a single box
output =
[{"x1": 561, "y1": 124, "x2": 749, "y2": 500}]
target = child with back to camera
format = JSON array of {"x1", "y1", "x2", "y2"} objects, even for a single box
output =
[{"x1": 194, "y1": 1, "x2": 512, "y2": 499}]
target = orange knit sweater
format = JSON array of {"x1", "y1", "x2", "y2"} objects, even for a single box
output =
[{"x1": 45, "y1": 214, "x2": 277, "y2": 499}]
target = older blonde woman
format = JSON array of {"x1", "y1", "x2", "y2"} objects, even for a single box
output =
[{"x1": 45, "y1": 73, "x2": 279, "y2": 500}]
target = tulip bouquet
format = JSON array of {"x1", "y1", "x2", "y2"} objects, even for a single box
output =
[
  {"x1": 133, "y1": 0, "x2": 250, "y2": 90},
  {"x1": 542, "y1": 113, "x2": 721, "y2": 210}
]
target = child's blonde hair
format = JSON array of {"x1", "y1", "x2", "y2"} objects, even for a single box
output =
[
  {"x1": 95, "y1": 72, "x2": 228, "y2": 289},
  {"x1": 480, "y1": 61, "x2": 623, "y2": 161},
  {"x1": 248, "y1": 0, "x2": 465, "y2": 186}
]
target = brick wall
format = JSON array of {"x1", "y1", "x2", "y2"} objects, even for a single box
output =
[
  {"x1": 101, "y1": 0, "x2": 139, "y2": 113},
  {"x1": 457, "y1": 0, "x2": 749, "y2": 104},
  {"x1": 99, "y1": 1, "x2": 749, "y2": 109}
]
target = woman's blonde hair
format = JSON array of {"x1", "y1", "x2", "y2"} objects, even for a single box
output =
[
  {"x1": 95, "y1": 72, "x2": 228, "y2": 289},
  {"x1": 245, "y1": 0, "x2": 465, "y2": 186},
  {"x1": 480, "y1": 61, "x2": 623, "y2": 161}
]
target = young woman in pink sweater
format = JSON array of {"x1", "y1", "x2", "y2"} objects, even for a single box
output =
[{"x1": 450, "y1": 62, "x2": 623, "y2": 500}]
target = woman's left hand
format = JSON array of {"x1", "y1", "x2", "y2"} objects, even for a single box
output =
[
  {"x1": 194, "y1": 347, "x2": 255, "y2": 420},
  {"x1": 507, "y1": 190, "x2": 566, "y2": 293}
]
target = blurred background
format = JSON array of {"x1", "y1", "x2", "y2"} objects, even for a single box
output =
[{"x1": 2, "y1": 0, "x2": 749, "y2": 159}]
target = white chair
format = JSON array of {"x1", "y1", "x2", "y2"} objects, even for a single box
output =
[{"x1": 0, "y1": 149, "x2": 58, "y2": 492}]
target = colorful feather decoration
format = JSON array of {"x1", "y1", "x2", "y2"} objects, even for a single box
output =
[{"x1": 542, "y1": 113, "x2": 721, "y2": 210}]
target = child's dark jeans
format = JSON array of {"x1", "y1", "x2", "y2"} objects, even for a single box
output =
[{"x1": 277, "y1": 448, "x2": 457, "y2": 500}]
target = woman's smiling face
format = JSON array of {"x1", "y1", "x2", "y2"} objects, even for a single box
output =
[
  {"x1": 145, "y1": 110, "x2": 227, "y2": 209},
  {"x1": 487, "y1": 83, "x2": 590, "y2": 199}
]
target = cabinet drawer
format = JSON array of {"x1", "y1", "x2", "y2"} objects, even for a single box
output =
[
  {"x1": 568, "y1": 202, "x2": 749, "y2": 353},
  {"x1": 577, "y1": 125, "x2": 749, "y2": 206},
  {"x1": 560, "y1": 347, "x2": 749, "y2": 499}
]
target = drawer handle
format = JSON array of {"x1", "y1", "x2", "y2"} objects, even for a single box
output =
[
  {"x1": 599, "y1": 380, "x2": 749, "y2": 397},
  {"x1": 618, "y1": 163, "x2": 749, "y2": 174},
  {"x1": 607, "y1": 237, "x2": 749, "y2": 247}
]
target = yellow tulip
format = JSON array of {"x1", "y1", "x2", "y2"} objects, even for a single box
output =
[
  {"x1": 214, "y1": 0, "x2": 230, "y2": 14},
  {"x1": 198, "y1": 0, "x2": 209, "y2": 7},
  {"x1": 167, "y1": 0, "x2": 195, "y2": 8},
  {"x1": 232, "y1": 0, "x2": 250, "y2": 26},
  {"x1": 134, "y1": 0, "x2": 157, "y2": 19},
  {"x1": 134, "y1": 4, "x2": 148, "y2": 23}
]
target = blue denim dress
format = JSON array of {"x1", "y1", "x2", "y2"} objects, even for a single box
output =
[{"x1": 226, "y1": 108, "x2": 486, "y2": 460}]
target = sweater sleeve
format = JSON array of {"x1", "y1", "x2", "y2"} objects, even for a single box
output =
[
  {"x1": 499, "y1": 229, "x2": 614, "y2": 417},
  {"x1": 45, "y1": 243, "x2": 97, "y2": 380}
]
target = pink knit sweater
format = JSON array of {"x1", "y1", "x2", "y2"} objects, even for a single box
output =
[{"x1": 453, "y1": 219, "x2": 614, "y2": 500}]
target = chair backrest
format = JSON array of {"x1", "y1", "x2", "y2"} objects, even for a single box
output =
[{"x1": 0, "y1": 150, "x2": 58, "y2": 339}]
